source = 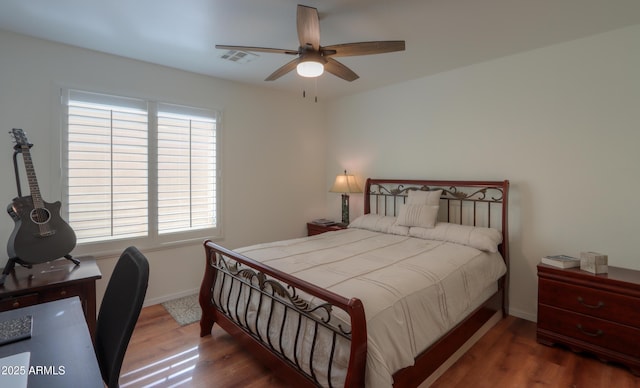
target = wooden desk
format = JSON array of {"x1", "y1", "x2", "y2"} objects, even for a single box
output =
[
  {"x1": 0, "y1": 297, "x2": 103, "y2": 387},
  {"x1": 0, "y1": 257, "x2": 101, "y2": 339}
]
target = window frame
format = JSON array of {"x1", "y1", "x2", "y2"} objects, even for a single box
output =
[{"x1": 59, "y1": 88, "x2": 222, "y2": 257}]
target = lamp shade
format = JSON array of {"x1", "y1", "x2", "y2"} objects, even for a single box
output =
[{"x1": 329, "y1": 172, "x2": 362, "y2": 194}]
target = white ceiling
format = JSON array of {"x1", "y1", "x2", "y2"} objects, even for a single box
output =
[{"x1": 1, "y1": 0, "x2": 639, "y2": 99}]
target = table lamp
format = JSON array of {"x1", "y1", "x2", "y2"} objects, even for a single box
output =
[{"x1": 329, "y1": 170, "x2": 362, "y2": 225}]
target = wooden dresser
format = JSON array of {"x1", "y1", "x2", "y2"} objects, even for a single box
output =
[
  {"x1": 0, "y1": 256, "x2": 102, "y2": 339},
  {"x1": 537, "y1": 263, "x2": 640, "y2": 375}
]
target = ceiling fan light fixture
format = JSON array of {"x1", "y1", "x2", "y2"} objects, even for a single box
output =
[{"x1": 296, "y1": 60, "x2": 324, "y2": 77}]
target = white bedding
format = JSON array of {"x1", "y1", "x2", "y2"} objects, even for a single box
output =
[{"x1": 222, "y1": 227, "x2": 506, "y2": 387}]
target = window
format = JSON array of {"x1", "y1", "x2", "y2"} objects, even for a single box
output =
[
  {"x1": 62, "y1": 89, "x2": 220, "y2": 254},
  {"x1": 156, "y1": 103, "x2": 217, "y2": 234}
]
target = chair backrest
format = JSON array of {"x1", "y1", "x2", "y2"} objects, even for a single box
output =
[{"x1": 95, "y1": 246, "x2": 149, "y2": 388}]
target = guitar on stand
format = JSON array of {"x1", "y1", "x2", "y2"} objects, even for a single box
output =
[{"x1": 2, "y1": 128, "x2": 78, "y2": 286}]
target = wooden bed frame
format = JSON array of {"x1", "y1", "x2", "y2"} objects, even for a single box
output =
[{"x1": 199, "y1": 178, "x2": 509, "y2": 387}]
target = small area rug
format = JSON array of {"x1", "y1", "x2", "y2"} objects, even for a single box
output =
[{"x1": 161, "y1": 294, "x2": 201, "y2": 326}]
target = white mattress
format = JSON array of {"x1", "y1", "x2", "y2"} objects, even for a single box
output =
[{"x1": 223, "y1": 228, "x2": 506, "y2": 387}]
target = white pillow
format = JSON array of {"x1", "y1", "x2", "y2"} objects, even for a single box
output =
[
  {"x1": 349, "y1": 214, "x2": 409, "y2": 236},
  {"x1": 395, "y1": 204, "x2": 439, "y2": 228},
  {"x1": 394, "y1": 189, "x2": 442, "y2": 228},
  {"x1": 409, "y1": 222, "x2": 503, "y2": 252},
  {"x1": 407, "y1": 189, "x2": 442, "y2": 205}
]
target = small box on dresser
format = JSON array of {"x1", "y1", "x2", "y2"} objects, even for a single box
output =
[
  {"x1": 580, "y1": 251, "x2": 608, "y2": 274},
  {"x1": 537, "y1": 264, "x2": 640, "y2": 375}
]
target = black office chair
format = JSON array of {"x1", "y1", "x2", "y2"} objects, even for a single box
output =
[{"x1": 95, "y1": 246, "x2": 150, "y2": 388}]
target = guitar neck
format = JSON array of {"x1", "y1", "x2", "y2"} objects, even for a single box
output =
[{"x1": 20, "y1": 146, "x2": 44, "y2": 208}]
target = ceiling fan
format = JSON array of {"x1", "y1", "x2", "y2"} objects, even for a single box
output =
[{"x1": 216, "y1": 4, "x2": 405, "y2": 82}]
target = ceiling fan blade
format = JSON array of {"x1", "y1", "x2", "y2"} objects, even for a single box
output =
[
  {"x1": 322, "y1": 41, "x2": 406, "y2": 57},
  {"x1": 216, "y1": 45, "x2": 298, "y2": 55},
  {"x1": 265, "y1": 57, "x2": 302, "y2": 81},
  {"x1": 297, "y1": 5, "x2": 320, "y2": 51},
  {"x1": 324, "y1": 58, "x2": 359, "y2": 82}
]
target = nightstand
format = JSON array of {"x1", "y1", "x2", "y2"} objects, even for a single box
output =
[
  {"x1": 307, "y1": 222, "x2": 347, "y2": 236},
  {"x1": 537, "y1": 264, "x2": 640, "y2": 375}
]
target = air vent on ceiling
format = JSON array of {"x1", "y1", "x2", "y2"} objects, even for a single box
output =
[{"x1": 220, "y1": 50, "x2": 258, "y2": 64}]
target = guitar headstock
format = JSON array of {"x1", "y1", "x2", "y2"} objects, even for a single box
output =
[{"x1": 10, "y1": 128, "x2": 32, "y2": 150}]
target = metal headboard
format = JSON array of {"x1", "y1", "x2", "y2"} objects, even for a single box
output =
[
  {"x1": 363, "y1": 178, "x2": 509, "y2": 260},
  {"x1": 364, "y1": 179, "x2": 505, "y2": 227}
]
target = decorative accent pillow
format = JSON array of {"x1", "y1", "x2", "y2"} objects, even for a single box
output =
[
  {"x1": 394, "y1": 189, "x2": 443, "y2": 228},
  {"x1": 395, "y1": 204, "x2": 439, "y2": 228},
  {"x1": 407, "y1": 189, "x2": 442, "y2": 206},
  {"x1": 348, "y1": 214, "x2": 409, "y2": 236},
  {"x1": 409, "y1": 223, "x2": 503, "y2": 253}
]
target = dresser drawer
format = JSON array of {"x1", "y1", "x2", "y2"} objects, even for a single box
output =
[
  {"x1": 0, "y1": 293, "x2": 39, "y2": 310},
  {"x1": 538, "y1": 304, "x2": 640, "y2": 359},
  {"x1": 539, "y1": 278, "x2": 640, "y2": 328}
]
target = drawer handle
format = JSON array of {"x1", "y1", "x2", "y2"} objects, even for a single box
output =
[
  {"x1": 12, "y1": 301, "x2": 20, "y2": 308},
  {"x1": 577, "y1": 297, "x2": 604, "y2": 309},
  {"x1": 577, "y1": 324, "x2": 603, "y2": 337},
  {"x1": 60, "y1": 290, "x2": 67, "y2": 296}
]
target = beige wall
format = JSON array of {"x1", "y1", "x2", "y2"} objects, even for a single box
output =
[
  {"x1": 326, "y1": 24, "x2": 640, "y2": 321},
  {"x1": 2, "y1": 23, "x2": 639, "y2": 321},
  {"x1": 0, "y1": 31, "x2": 328, "y2": 306}
]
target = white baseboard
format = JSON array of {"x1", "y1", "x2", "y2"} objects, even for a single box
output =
[
  {"x1": 507, "y1": 307, "x2": 537, "y2": 322},
  {"x1": 143, "y1": 288, "x2": 199, "y2": 307}
]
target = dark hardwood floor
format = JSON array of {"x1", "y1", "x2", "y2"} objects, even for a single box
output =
[{"x1": 121, "y1": 304, "x2": 640, "y2": 387}]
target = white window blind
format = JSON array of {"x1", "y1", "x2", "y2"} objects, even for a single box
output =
[
  {"x1": 67, "y1": 91, "x2": 149, "y2": 243},
  {"x1": 64, "y1": 90, "x2": 219, "y2": 250},
  {"x1": 157, "y1": 104, "x2": 217, "y2": 234}
]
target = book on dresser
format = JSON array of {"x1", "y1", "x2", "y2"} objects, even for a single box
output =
[
  {"x1": 311, "y1": 218, "x2": 337, "y2": 226},
  {"x1": 541, "y1": 254, "x2": 580, "y2": 268}
]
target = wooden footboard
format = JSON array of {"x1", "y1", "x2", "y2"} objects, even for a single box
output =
[{"x1": 199, "y1": 240, "x2": 367, "y2": 388}]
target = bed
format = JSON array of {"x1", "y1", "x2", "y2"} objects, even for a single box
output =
[{"x1": 199, "y1": 178, "x2": 509, "y2": 387}]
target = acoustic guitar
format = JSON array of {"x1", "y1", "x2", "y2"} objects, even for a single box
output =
[{"x1": 6, "y1": 128, "x2": 76, "y2": 264}]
